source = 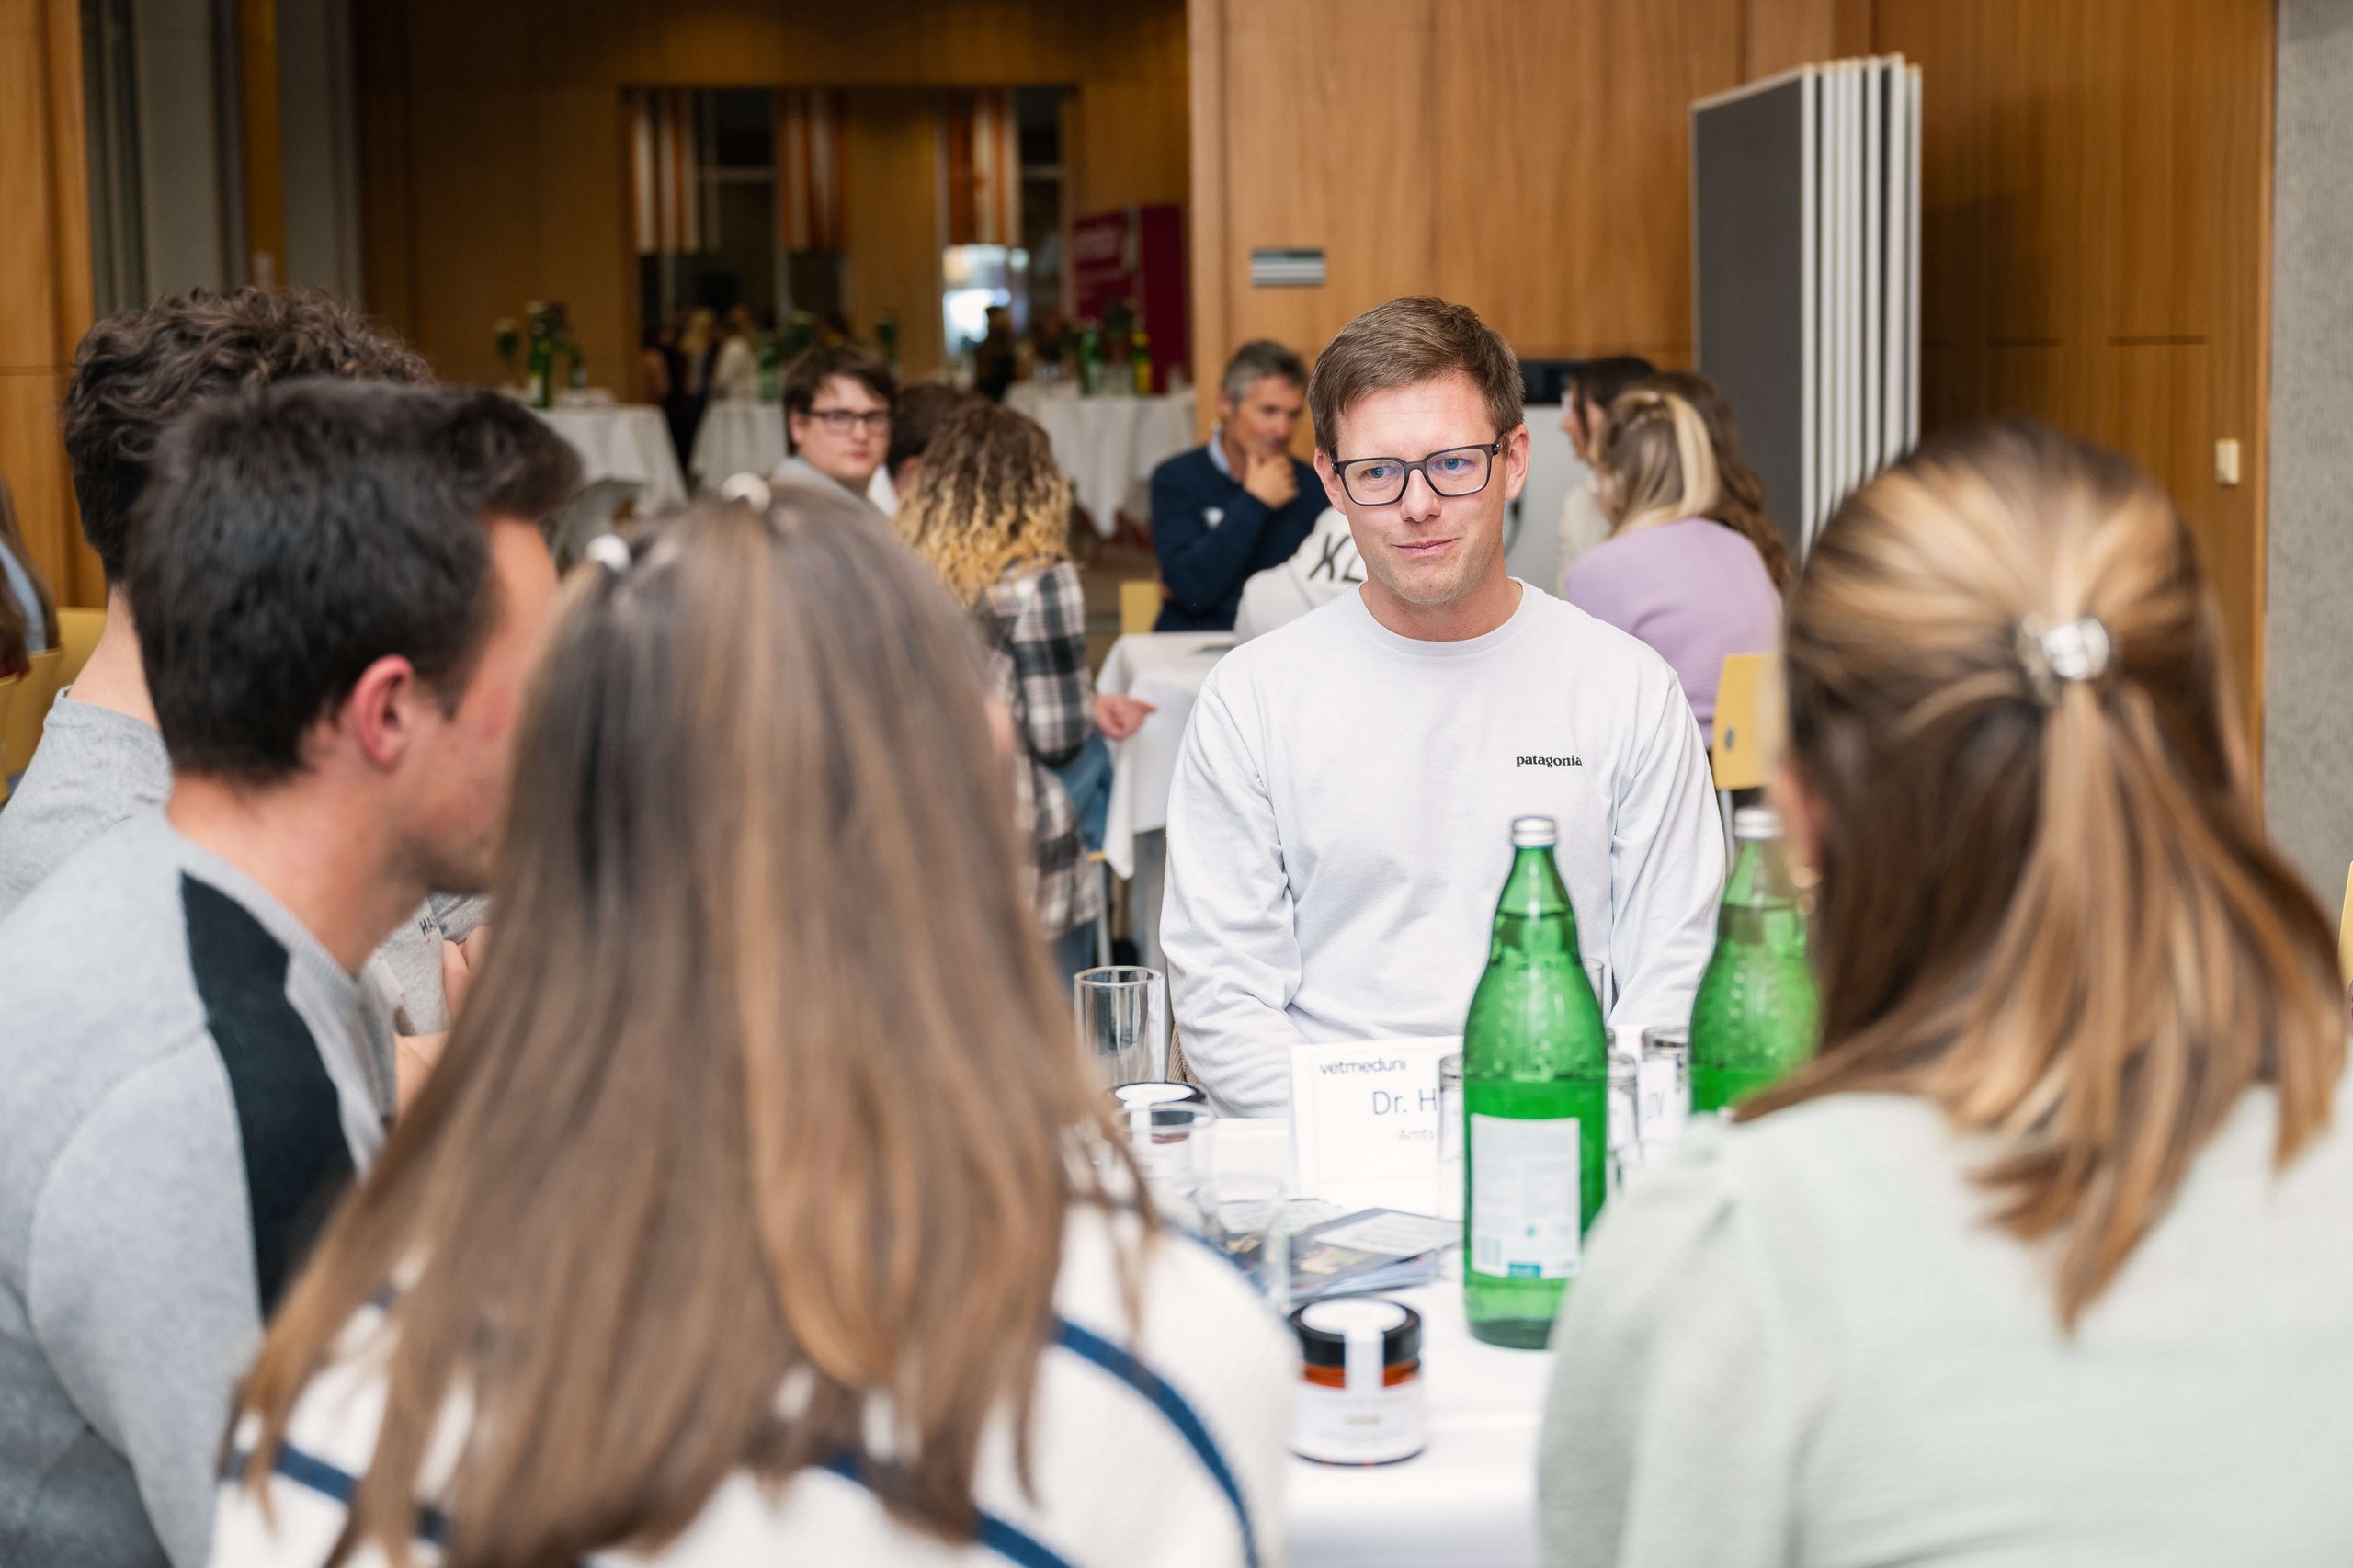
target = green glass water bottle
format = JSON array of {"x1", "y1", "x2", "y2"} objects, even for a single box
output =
[
  {"x1": 1461, "y1": 815, "x2": 1610, "y2": 1349},
  {"x1": 1688, "y1": 806, "x2": 1819, "y2": 1112}
]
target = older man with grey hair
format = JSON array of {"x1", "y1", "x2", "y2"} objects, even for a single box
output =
[{"x1": 1147, "y1": 339, "x2": 1329, "y2": 631}]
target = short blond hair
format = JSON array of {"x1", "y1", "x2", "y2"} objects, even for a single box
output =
[{"x1": 1307, "y1": 296, "x2": 1522, "y2": 458}]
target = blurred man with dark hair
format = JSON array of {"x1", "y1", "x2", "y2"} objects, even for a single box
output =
[
  {"x1": 0, "y1": 381, "x2": 573, "y2": 1568},
  {"x1": 1148, "y1": 338, "x2": 1325, "y2": 631},
  {"x1": 776, "y1": 342, "x2": 896, "y2": 504},
  {"x1": 0, "y1": 289, "x2": 428, "y2": 917}
]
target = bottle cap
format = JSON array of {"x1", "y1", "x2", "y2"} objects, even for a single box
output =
[
  {"x1": 1732, "y1": 806, "x2": 1783, "y2": 840},
  {"x1": 1510, "y1": 815, "x2": 1558, "y2": 847}
]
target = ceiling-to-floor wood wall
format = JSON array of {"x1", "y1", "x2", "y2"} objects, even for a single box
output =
[
  {"x1": 0, "y1": 0, "x2": 101, "y2": 608},
  {"x1": 353, "y1": 0, "x2": 1189, "y2": 389},
  {"x1": 1188, "y1": 0, "x2": 2273, "y2": 732}
]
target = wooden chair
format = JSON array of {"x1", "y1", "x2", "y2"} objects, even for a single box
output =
[
  {"x1": 1119, "y1": 579, "x2": 1162, "y2": 638},
  {"x1": 55, "y1": 606, "x2": 104, "y2": 687},
  {"x1": 1711, "y1": 653, "x2": 1781, "y2": 846},
  {"x1": 1, "y1": 649, "x2": 64, "y2": 782}
]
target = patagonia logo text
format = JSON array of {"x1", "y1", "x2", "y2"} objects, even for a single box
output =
[{"x1": 1517, "y1": 755, "x2": 1583, "y2": 768}]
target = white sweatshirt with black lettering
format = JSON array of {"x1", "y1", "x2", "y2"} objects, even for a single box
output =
[{"x1": 1163, "y1": 583, "x2": 1725, "y2": 1118}]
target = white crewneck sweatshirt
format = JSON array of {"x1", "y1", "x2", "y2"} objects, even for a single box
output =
[{"x1": 1163, "y1": 582, "x2": 1725, "y2": 1117}]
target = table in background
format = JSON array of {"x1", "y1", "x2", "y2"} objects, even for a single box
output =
[
  {"x1": 1006, "y1": 383, "x2": 1196, "y2": 539},
  {"x1": 1097, "y1": 631, "x2": 1230, "y2": 971},
  {"x1": 690, "y1": 399, "x2": 788, "y2": 485},
  {"x1": 1215, "y1": 1119, "x2": 1545, "y2": 1568},
  {"x1": 536, "y1": 404, "x2": 688, "y2": 511}
]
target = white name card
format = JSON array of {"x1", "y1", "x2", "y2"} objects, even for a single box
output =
[{"x1": 1289, "y1": 1037, "x2": 1460, "y2": 1215}]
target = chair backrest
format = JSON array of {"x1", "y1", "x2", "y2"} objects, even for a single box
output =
[
  {"x1": 1710, "y1": 653, "x2": 1779, "y2": 792},
  {"x1": 55, "y1": 606, "x2": 104, "y2": 688},
  {"x1": 1119, "y1": 579, "x2": 1161, "y2": 639},
  {"x1": 2338, "y1": 864, "x2": 2353, "y2": 988},
  {"x1": 1, "y1": 649, "x2": 64, "y2": 779}
]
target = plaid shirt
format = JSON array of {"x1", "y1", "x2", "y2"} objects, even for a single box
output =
[{"x1": 982, "y1": 559, "x2": 1101, "y2": 938}]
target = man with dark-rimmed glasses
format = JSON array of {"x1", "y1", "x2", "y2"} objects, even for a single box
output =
[
  {"x1": 775, "y1": 343, "x2": 895, "y2": 505},
  {"x1": 1162, "y1": 296, "x2": 1725, "y2": 1118}
]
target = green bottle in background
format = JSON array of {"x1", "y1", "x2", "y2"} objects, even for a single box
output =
[
  {"x1": 1461, "y1": 816, "x2": 1610, "y2": 1349},
  {"x1": 525, "y1": 313, "x2": 554, "y2": 410},
  {"x1": 1688, "y1": 806, "x2": 1819, "y2": 1113}
]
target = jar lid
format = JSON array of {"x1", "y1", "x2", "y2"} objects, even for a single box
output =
[
  {"x1": 1290, "y1": 1296, "x2": 1421, "y2": 1368},
  {"x1": 1109, "y1": 1081, "x2": 1207, "y2": 1108}
]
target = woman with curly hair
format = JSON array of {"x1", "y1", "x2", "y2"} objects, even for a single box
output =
[{"x1": 898, "y1": 402, "x2": 1152, "y2": 978}]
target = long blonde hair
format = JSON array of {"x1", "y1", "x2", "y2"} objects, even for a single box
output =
[
  {"x1": 1592, "y1": 388, "x2": 1720, "y2": 537},
  {"x1": 1764, "y1": 421, "x2": 2346, "y2": 1325},
  {"x1": 234, "y1": 486, "x2": 1142, "y2": 1563},
  {"x1": 896, "y1": 402, "x2": 1073, "y2": 605}
]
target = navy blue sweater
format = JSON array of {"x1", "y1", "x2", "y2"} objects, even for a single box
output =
[{"x1": 1148, "y1": 446, "x2": 1327, "y2": 631}]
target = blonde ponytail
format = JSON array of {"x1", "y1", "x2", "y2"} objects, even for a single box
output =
[{"x1": 1767, "y1": 421, "x2": 2346, "y2": 1325}]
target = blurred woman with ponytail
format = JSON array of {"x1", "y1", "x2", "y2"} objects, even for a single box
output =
[
  {"x1": 1563, "y1": 386, "x2": 1785, "y2": 730},
  {"x1": 1540, "y1": 422, "x2": 2353, "y2": 1566},
  {"x1": 211, "y1": 484, "x2": 1289, "y2": 1568}
]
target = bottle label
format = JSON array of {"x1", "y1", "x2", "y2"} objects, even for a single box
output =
[{"x1": 1469, "y1": 1113, "x2": 1580, "y2": 1279}]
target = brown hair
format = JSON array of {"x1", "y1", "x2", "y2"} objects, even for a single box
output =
[
  {"x1": 886, "y1": 380, "x2": 975, "y2": 479},
  {"x1": 1308, "y1": 296, "x2": 1522, "y2": 458},
  {"x1": 1644, "y1": 368, "x2": 1793, "y2": 592},
  {"x1": 0, "y1": 474, "x2": 59, "y2": 679},
  {"x1": 63, "y1": 287, "x2": 430, "y2": 584},
  {"x1": 896, "y1": 401, "x2": 1073, "y2": 605},
  {"x1": 234, "y1": 484, "x2": 1142, "y2": 1563},
  {"x1": 782, "y1": 342, "x2": 898, "y2": 446},
  {"x1": 1761, "y1": 420, "x2": 2347, "y2": 1325},
  {"x1": 1591, "y1": 390, "x2": 1721, "y2": 534}
]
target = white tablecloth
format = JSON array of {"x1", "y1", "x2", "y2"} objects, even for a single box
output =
[
  {"x1": 1214, "y1": 1119, "x2": 1545, "y2": 1568},
  {"x1": 1097, "y1": 631, "x2": 1231, "y2": 880},
  {"x1": 536, "y1": 405, "x2": 688, "y2": 511},
  {"x1": 1006, "y1": 384, "x2": 1197, "y2": 538},
  {"x1": 690, "y1": 399, "x2": 788, "y2": 485}
]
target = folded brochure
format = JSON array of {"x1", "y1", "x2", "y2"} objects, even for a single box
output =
[{"x1": 1288, "y1": 1208, "x2": 1460, "y2": 1303}]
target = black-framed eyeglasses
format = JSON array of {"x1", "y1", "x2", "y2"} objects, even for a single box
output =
[
  {"x1": 1330, "y1": 439, "x2": 1505, "y2": 506},
  {"x1": 806, "y1": 408, "x2": 892, "y2": 434}
]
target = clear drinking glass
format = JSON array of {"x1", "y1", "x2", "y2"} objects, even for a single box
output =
[
  {"x1": 1076, "y1": 966, "x2": 1170, "y2": 1087},
  {"x1": 1607, "y1": 1049, "x2": 1643, "y2": 1195},
  {"x1": 1436, "y1": 1051, "x2": 1465, "y2": 1278},
  {"x1": 1124, "y1": 1103, "x2": 1211, "y2": 1229},
  {"x1": 1201, "y1": 1168, "x2": 1289, "y2": 1312},
  {"x1": 1637, "y1": 1027, "x2": 1692, "y2": 1158}
]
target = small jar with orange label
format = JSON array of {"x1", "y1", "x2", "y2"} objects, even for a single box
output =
[{"x1": 1289, "y1": 1297, "x2": 1426, "y2": 1465}]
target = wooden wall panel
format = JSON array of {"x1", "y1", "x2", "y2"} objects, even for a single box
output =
[
  {"x1": 840, "y1": 88, "x2": 948, "y2": 378},
  {"x1": 0, "y1": 0, "x2": 101, "y2": 607},
  {"x1": 1877, "y1": 0, "x2": 2272, "y2": 727},
  {"x1": 355, "y1": 0, "x2": 1190, "y2": 388},
  {"x1": 1438, "y1": 0, "x2": 1741, "y2": 363}
]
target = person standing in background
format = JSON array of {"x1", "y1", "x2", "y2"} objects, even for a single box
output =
[
  {"x1": 898, "y1": 403, "x2": 1152, "y2": 980},
  {"x1": 1149, "y1": 340, "x2": 1326, "y2": 631},
  {"x1": 1543, "y1": 422, "x2": 2353, "y2": 1567},
  {"x1": 708, "y1": 304, "x2": 763, "y2": 403},
  {"x1": 1556, "y1": 355, "x2": 1656, "y2": 576},
  {"x1": 1563, "y1": 388, "x2": 1786, "y2": 730}
]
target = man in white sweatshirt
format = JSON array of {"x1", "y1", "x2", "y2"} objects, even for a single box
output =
[{"x1": 1162, "y1": 297, "x2": 1724, "y2": 1118}]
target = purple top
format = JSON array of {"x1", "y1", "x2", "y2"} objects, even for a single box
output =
[{"x1": 1561, "y1": 518, "x2": 1780, "y2": 729}]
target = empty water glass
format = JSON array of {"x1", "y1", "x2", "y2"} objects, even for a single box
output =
[
  {"x1": 1201, "y1": 1168, "x2": 1289, "y2": 1312},
  {"x1": 1607, "y1": 1051, "x2": 1643, "y2": 1194},
  {"x1": 1076, "y1": 966, "x2": 1171, "y2": 1087},
  {"x1": 1123, "y1": 1102, "x2": 1211, "y2": 1228},
  {"x1": 1638, "y1": 1027, "x2": 1692, "y2": 1158}
]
